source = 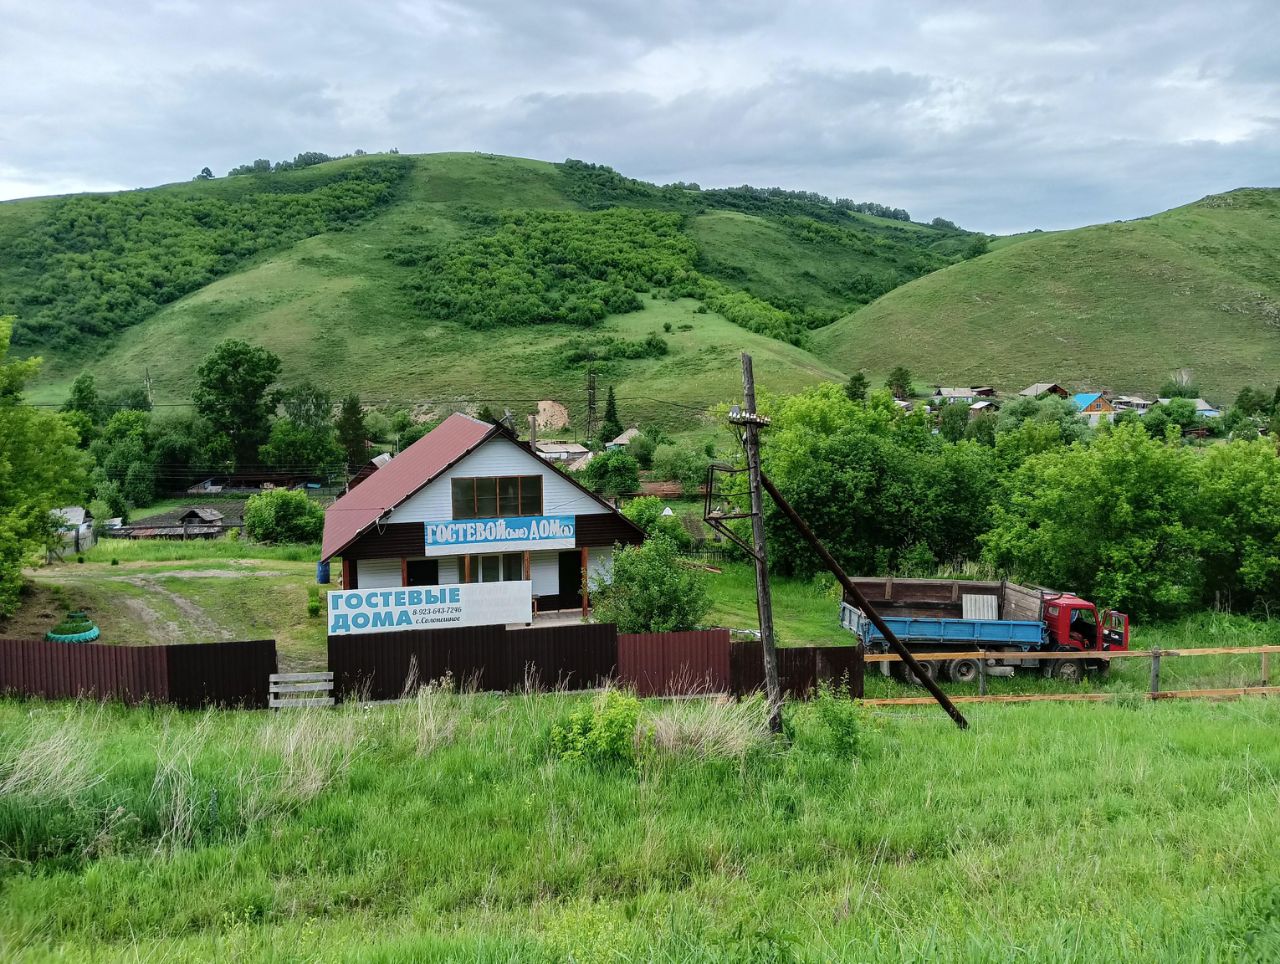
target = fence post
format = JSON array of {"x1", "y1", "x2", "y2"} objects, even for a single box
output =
[
  {"x1": 978, "y1": 654, "x2": 987, "y2": 696},
  {"x1": 1149, "y1": 648, "x2": 1161, "y2": 699},
  {"x1": 1263, "y1": 650, "x2": 1271, "y2": 688}
]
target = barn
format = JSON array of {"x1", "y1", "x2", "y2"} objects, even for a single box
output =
[{"x1": 320, "y1": 413, "x2": 643, "y2": 617}]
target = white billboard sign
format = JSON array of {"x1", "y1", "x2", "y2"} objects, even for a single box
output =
[
  {"x1": 327, "y1": 581, "x2": 532, "y2": 635},
  {"x1": 420, "y1": 515, "x2": 576, "y2": 557}
]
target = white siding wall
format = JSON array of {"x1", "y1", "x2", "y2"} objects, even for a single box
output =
[
  {"x1": 357, "y1": 558, "x2": 402, "y2": 589},
  {"x1": 587, "y1": 546, "x2": 613, "y2": 585},
  {"x1": 388, "y1": 436, "x2": 607, "y2": 525},
  {"x1": 530, "y1": 550, "x2": 560, "y2": 596}
]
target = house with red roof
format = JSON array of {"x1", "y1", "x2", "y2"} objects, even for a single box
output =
[{"x1": 321, "y1": 413, "x2": 643, "y2": 618}]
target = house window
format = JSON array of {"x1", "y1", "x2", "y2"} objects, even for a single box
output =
[
  {"x1": 466, "y1": 553, "x2": 525, "y2": 583},
  {"x1": 451, "y1": 476, "x2": 543, "y2": 519}
]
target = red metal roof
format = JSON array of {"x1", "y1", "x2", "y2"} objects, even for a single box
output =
[{"x1": 321, "y1": 413, "x2": 497, "y2": 561}]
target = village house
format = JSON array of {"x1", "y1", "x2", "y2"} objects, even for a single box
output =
[
  {"x1": 933, "y1": 387, "x2": 981, "y2": 404},
  {"x1": 1071, "y1": 392, "x2": 1117, "y2": 425},
  {"x1": 52, "y1": 506, "x2": 94, "y2": 553},
  {"x1": 1111, "y1": 395, "x2": 1153, "y2": 414},
  {"x1": 1156, "y1": 397, "x2": 1221, "y2": 418},
  {"x1": 320, "y1": 413, "x2": 643, "y2": 616},
  {"x1": 534, "y1": 440, "x2": 591, "y2": 464},
  {"x1": 1017, "y1": 382, "x2": 1070, "y2": 399},
  {"x1": 969, "y1": 399, "x2": 999, "y2": 418},
  {"x1": 606, "y1": 427, "x2": 640, "y2": 451}
]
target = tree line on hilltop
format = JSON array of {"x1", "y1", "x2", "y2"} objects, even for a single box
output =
[{"x1": 2, "y1": 159, "x2": 411, "y2": 347}]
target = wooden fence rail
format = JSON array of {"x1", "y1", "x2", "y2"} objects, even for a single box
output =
[{"x1": 863, "y1": 686, "x2": 1280, "y2": 707}]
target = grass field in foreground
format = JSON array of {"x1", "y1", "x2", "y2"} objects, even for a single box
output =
[{"x1": 2, "y1": 689, "x2": 1279, "y2": 961}]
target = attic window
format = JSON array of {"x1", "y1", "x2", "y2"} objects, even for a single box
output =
[{"x1": 451, "y1": 476, "x2": 543, "y2": 519}]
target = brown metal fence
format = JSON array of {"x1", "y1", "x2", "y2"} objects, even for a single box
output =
[
  {"x1": 731, "y1": 641, "x2": 865, "y2": 699},
  {"x1": 0, "y1": 637, "x2": 277, "y2": 708},
  {"x1": 328, "y1": 623, "x2": 620, "y2": 702},
  {"x1": 618, "y1": 630, "x2": 731, "y2": 696}
]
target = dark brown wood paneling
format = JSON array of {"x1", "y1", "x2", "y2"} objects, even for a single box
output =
[
  {"x1": 574, "y1": 513, "x2": 643, "y2": 548},
  {"x1": 342, "y1": 522, "x2": 427, "y2": 561}
]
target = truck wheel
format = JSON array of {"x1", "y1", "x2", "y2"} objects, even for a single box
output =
[
  {"x1": 946, "y1": 658, "x2": 981, "y2": 684},
  {"x1": 1053, "y1": 659, "x2": 1085, "y2": 684},
  {"x1": 906, "y1": 660, "x2": 940, "y2": 686}
]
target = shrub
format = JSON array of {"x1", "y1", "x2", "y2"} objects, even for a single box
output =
[
  {"x1": 550, "y1": 690, "x2": 642, "y2": 767},
  {"x1": 589, "y1": 536, "x2": 710, "y2": 632},
  {"x1": 621, "y1": 496, "x2": 692, "y2": 549},
  {"x1": 793, "y1": 680, "x2": 863, "y2": 758},
  {"x1": 243, "y1": 489, "x2": 324, "y2": 544},
  {"x1": 580, "y1": 450, "x2": 639, "y2": 499},
  {"x1": 307, "y1": 585, "x2": 322, "y2": 618},
  {"x1": 651, "y1": 445, "x2": 708, "y2": 496}
]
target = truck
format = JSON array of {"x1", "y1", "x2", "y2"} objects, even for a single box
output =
[{"x1": 838, "y1": 577, "x2": 1129, "y2": 684}]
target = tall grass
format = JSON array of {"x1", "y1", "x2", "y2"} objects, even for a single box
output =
[{"x1": 1, "y1": 687, "x2": 1279, "y2": 960}]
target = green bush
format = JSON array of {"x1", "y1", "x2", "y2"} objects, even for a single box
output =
[
  {"x1": 621, "y1": 496, "x2": 691, "y2": 550},
  {"x1": 307, "y1": 585, "x2": 322, "y2": 618},
  {"x1": 550, "y1": 690, "x2": 642, "y2": 767},
  {"x1": 243, "y1": 489, "x2": 325, "y2": 544},
  {"x1": 589, "y1": 536, "x2": 710, "y2": 632}
]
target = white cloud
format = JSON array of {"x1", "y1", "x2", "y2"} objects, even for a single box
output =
[{"x1": 0, "y1": 0, "x2": 1276, "y2": 231}]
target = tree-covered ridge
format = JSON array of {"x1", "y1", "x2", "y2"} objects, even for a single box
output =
[
  {"x1": 403, "y1": 208, "x2": 696, "y2": 328},
  {"x1": 4, "y1": 158, "x2": 411, "y2": 347},
  {"x1": 398, "y1": 206, "x2": 816, "y2": 343}
]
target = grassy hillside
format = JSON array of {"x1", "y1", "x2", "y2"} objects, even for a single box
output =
[
  {"x1": 11, "y1": 152, "x2": 961, "y2": 425},
  {"x1": 10, "y1": 152, "x2": 1277, "y2": 414},
  {"x1": 815, "y1": 189, "x2": 1280, "y2": 400}
]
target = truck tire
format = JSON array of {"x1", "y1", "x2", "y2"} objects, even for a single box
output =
[
  {"x1": 902, "y1": 659, "x2": 940, "y2": 686},
  {"x1": 1052, "y1": 659, "x2": 1085, "y2": 684},
  {"x1": 946, "y1": 658, "x2": 981, "y2": 684}
]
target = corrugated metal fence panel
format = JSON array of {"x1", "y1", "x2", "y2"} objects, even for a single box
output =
[
  {"x1": 328, "y1": 623, "x2": 620, "y2": 701},
  {"x1": 508, "y1": 623, "x2": 618, "y2": 691},
  {"x1": 0, "y1": 637, "x2": 276, "y2": 706},
  {"x1": 731, "y1": 642, "x2": 864, "y2": 699},
  {"x1": 165, "y1": 639, "x2": 277, "y2": 709},
  {"x1": 618, "y1": 630, "x2": 731, "y2": 696}
]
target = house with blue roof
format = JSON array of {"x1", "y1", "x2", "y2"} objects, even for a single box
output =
[{"x1": 1071, "y1": 392, "x2": 1116, "y2": 425}]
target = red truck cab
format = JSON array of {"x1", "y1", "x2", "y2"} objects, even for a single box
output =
[{"x1": 1043, "y1": 594, "x2": 1129, "y2": 652}]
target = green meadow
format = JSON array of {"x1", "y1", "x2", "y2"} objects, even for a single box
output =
[{"x1": 2, "y1": 686, "x2": 1280, "y2": 961}]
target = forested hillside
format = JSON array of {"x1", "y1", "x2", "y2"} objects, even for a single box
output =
[
  {"x1": 5, "y1": 152, "x2": 978, "y2": 421},
  {"x1": 4, "y1": 152, "x2": 1275, "y2": 414}
]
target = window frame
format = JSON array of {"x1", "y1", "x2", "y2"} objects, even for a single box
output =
[{"x1": 450, "y1": 475, "x2": 544, "y2": 519}]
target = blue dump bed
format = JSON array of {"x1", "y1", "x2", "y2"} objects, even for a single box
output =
[{"x1": 839, "y1": 603, "x2": 1047, "y2": 650}]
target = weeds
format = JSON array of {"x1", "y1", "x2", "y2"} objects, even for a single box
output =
[
  {"x1": 647, "y1": 695, "x2": 770, "y2": 759},
  {"x1": 0, "y1": 706, "x2": 107, "y2": 802}
]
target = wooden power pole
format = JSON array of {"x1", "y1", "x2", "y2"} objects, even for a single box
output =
[{"x1": 731, "y1": 352, "x2": 783, "y2": 732}]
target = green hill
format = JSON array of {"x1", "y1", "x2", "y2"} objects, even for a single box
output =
[
  {"x1": 8, "y1": 152, "x2": 972, "y2": 429},
  {"x1": 813, "y1": 188, "x2": 1280, "y2": 400},
  {"x1": 6, "y1": 152, "x2": 1276, "y2": 420}
]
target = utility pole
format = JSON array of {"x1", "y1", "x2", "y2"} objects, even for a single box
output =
[
  {"x1": 730, "y1": 352, "x2": 783, "y2": 732},
  {"x1": 586, "y1": 370, "x2": 598, "y2": 441},
  {"x1": 144, "y1": 367, "x2": 153, "y2": 406}
]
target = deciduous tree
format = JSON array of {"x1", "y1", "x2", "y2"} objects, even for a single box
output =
[{"x1": 192, "y1": 340, "x2": 282, "y2": 465}]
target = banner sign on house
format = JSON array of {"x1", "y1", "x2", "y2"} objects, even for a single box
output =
[
  {"x1": 422, "y1": 515, "x2": 576, "y2": 554},
  {"x1": 327, "y1": 581, "x2": 533, "y2": 635}
]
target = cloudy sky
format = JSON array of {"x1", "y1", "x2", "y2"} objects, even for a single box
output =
[{"x1": 2, "y1": 0, "x2": 1276, "y2": 233}]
